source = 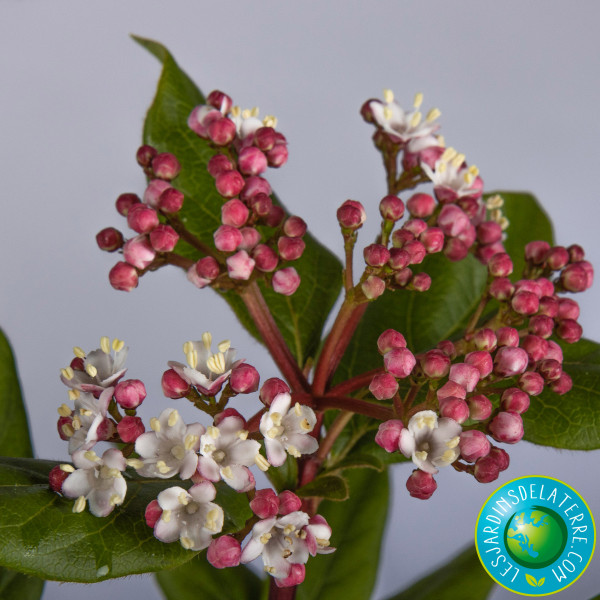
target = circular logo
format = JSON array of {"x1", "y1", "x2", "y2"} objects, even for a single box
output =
[{"x1": 475, "y1": 476, "x2": 595, "y2": 595}]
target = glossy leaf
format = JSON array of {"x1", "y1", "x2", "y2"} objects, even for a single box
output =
[
  {"x1": 297, "y1": 474, "x2": 349, "y2": 501},
  {"x1": 134, "y1": 36, "x2": 342, "y2": 365},
  {"x1": 524, "y1": 338, "x2": 600, "y2": 449},
  {"x1": 385, "y1": 545, "x2": 495, "y2": 600},
  {"x1": 156, "y1": 554, "x2": 262, "y2": 600},
  {"x1": 298, "y1": 469, "x2": 389, "y2": 600},
  {"x1": 266, "y1": 453, "x2": 298, "y2": 492},
  {"x1": 0, "y1": 328, "x2": 33, "y2": 458},
  {"x1": 0, "y1": 457, "x2": 251, "y2": 582}
]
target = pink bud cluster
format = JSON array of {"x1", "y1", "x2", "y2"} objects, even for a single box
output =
[{"x1": 187, "y1": 90, "x2": 303, "y2": 296}]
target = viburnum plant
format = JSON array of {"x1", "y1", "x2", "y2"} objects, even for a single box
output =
[{"x1": 1, "y1": 36, "x2": 599, "y2": 600}]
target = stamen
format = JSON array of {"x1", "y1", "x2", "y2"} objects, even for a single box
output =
[
  {"x1": 61, "y1": 367, "x2": 74, "y2": 380},
  {"x1": 441, "y1": 449, "x2": 457, "y2": 463},
  {"x1": 186, "y1": 502, "x2": 199, "y2": 515},
  {"x1": 207, "y1": 508, "x2": 219, "y2": 521},
  {"x1": 255, "y1": 454, "x2": 270, "y2": 471},
  {"x1": 79, "y1": 408, "x2": 93, "y2": 417},
  {"x1": 486, "y1": 194, "x2": 504, "y2": 209},
  {"x1": 451, "y1": 153, "x2": 466, "y2": 169},
  {"x1": 499, "y1": 216, "x2": 510, "y2": 231},
  {"x1": 413, "y1": 92, "x2": 423, "y2": 108},
  {"x1": 282, "y1": 549, "x2": 292, "y2": 558},
  {"x1": 207, "y1": 426, "x2": 220, "y2": 439},
  {"x1": 58, "y1": 404, "x2": 72, "y2": 417},
  {"x1": 231, "y1": 106, "x2": 241, "y2": 118},
  {"x1": 84, "y1": 450, "x2": 99, "y2": 462},
  {"x1": 264, "y1": 566, "x2": 275, "y2": 574},
  {"x1": 178, "y1": 492, "x2": 189, "y2": 505},
  {"x1": 100, "y1": 336, "x2": 111, "y2": 354},
  {"x1": 415, "y1": 450, "x2": 428, "y2": 462},
  {"x1": 168, "y1": 410, "x2": 179, "y2": 427},
  {"x1": 203, "y1": 443, "x2": 216, "y2": 453},
  {"x1": 446, "y1": 436, "x2": 460, "y2": 449},
  {"x1": 383, "y1": 106, "x2": 393, "y2": 121},
  {"x1": 85, "y1": 363, "x2": 98, "y2": 378},
  {"x1": 285, "y1": 535, "x2": 293, "y2": 545},
  {"x1": 109, "y1": 494, "x2": 122, "y2": 506},
  {"x1": 112, "y1": 339, "x2": 125, "y2": 352},
  {"x1": 221, "y1": 466, "x2": 234, "y2": 479},
  {"x1": 61, "y1": 423, "x2": 74, "y2": 437},
  {"x1": 283, "y1": 524, "x2": 295, "y2": 535},
  {"x1": 73, "y1": 346, "x2": 86, "y2": 359},
  {"x1": 127, "y1": 458, "x2": 144, "y2": 469},
  {"x1": 287, "y1": 445, "x2": 301, "y2": 458},
  {"x1": 267, "y1": 426, "x2": 283, "y2": 439},
  {"x1": 468, "y1": 165, "x2": 479, "y2": 177},
  {"x1": 72, "y1": 416, "x2": 81, "y2": 430},
  {"x1": 186, "y1": 349, "x2": 198, "y2": 370},
  {"x1": 156, "y1": 460, "x2": 171, "y2": 475},
  {"x1": 171, "y1": 445, "x2": 185, "y2": 460},
  {"x1": 316, "y1": 538, "x2": 330, "y2": 547},
  {"x1": 464, "y1": 172, "x2": 474, "y2": 185},
  {"x1": 409, "y1": 111, "x2": 422, "y2": 128},
  {"x1": 383, "y1": 88, "x2": 394, "y2": 104},
  {"x1": 183, "y1": 341, "x2": 194, "y2": 355},
  {"x1": 68, "y1": 389, "x2": 79, "y2": 401},
  {"x1": 180, "y1": 537, "x2": 194, "y2": 549},
  {"x1": 212, "y1": 450, "x2": 226, "y2": 463},
  {"x1": 250, "y1": 106, "x2": 259, "y2": 118},
  {"x1": 263, "y1": 115, "x2": 278, "y2": 128},
  {"x1": 300, "y1": 418, "x2": 312, "y2": 432},
  {"x1": 441, "y1": 147, "x2": 457, "y2": 162},
  {"x1": 270, "y1": 412, "x2": 282, "y2": 426},
  {"x1": 184, "y1": 434, "x2": 199, "y2": 450},
  {"x1": 294, "y1": 402, "x2": 302, "y2": 416},
  {"x1": 162, "y1": 509, "x2": 172, "y2": 523},
  {"x1": 150, "y1": 417, "x2": 161, "y2": 432},
  {"x1": 426, "y1": 107, "x2": 441, "y2": 122},
  {"x1": 201, "y1": 332, "x2": 212, "y2": 350},
  {"x1": 237, "y1": 430, "x2": 249, "y2": 440},
  {"x1": 206, "y1": 352, "x2": 226, "y2": 374},
  {"x1": 242, "y1": 108, "x2": 251, "y2": 119},
  {"x1": 73, "y1": 496, "x2": 86, "y2": 513},
  {"x1": 260, "y1": 533, "x2": 272, "y2": 544},
  {"x1": 60, "y1": 463, "x2": 75, "y2": 473}
]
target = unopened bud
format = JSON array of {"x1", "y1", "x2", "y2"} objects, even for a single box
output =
[
  {"x1": 123, "y1": 235, "x2": 156, "y2": 269},
  {"x1": 459, "y1": 430, "x2": 490, "y2": 463},
  {"x1": 384, "y1": 347, "x2": 416, "y2": 379},
  {"x1": 259, "y1": 378, "x2": 290, "y2": 406},
  {"x1": 207, "y1": 536, "x2": 242, "y2": 569},
  {"x1": 272, "y1": 267, "x2": 301, "y2": 296},
  {"x1": 369, "y1": 372, "x2": 399, "y2": 400},
  {"x1": 229, "y1": 363, "x2": 260, "y2": 394},
  {"x1": 208, "y1": 116, "x2": 236, "y2": 145},
  {"x1": 136, "y1": 145, "x2": 157, "y2": 168},
  {"x1": 152, "y1": 152, "x2": 181, "y2": 180},
  {"x1": 278, "y1": 237, "x2": 306, "y2": 261},
  {"x1": 158, "y1": 188, "x2": 184, "y2": 214},
  {"x1": 215, "y1": 170, "x2": 245, "y2": 198},
  {"x1": 238, "y1": 146, "x2": 268, "y2": 176},
  {"x1": 109, "y1": 262, "x2": 139, "y2": 292},
  {"x1": 161, "y1": 368, "x2": 190, "y2": 399},
  {"x1": 250, "y1": 488, "x2": 279, "y2": 519},
  {"x1": 406, "y1": 193, "x2": 435, "y2": 218},
  {"x1": 117, "y1": 416, "x2": 145, "y2": 443},
  {"x1": 127, "y1": 204, "x2": 159, "y2": 234},
  {"x1": 489, "y1": 411, "x2": 524, "y2": 444},
  {"x1": 406, "y1": 469, "x2": 437, "y2": 499},
  {"x1": 375, "y1": 419, "x2": 404, "y2": 452},
  {"x1": 226, "y1": 250, "x2": 255, "y2": 280},
  {"x1": 337, "y1": 200, "x2": 366, "y2": 230},
  {"x1": 96, "y1": 227, "x2": 124, "y2": 252},
  {"x1": 379, "y1": 195, "x2": 405, "y2": 221},
  {"x1": 501, "y1": 388, "x2": 530, "y2": 413},
  {"x1": 150, "y1": 224, "x2": 179, "y2": 252},
  {"x1": 114, "y1": 379, "x2": 146, "y2": 409},
  {"x1": 115, "y1": 192, "x2": 141, "y2": 216}
]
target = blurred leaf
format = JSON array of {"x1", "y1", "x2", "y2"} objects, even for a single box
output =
[
  {"x1": 0, "y1": 568, "x2": 44, "y2": 600},
  {"x1": 0, "y1": 328, "x2": 33, "y2": 458},
  {"x1": 524, "y1": 338, "x2": 600, "y2": 449},
  {"x1": 0, "y1": 458, "x2": 251, "y2": 582},
  {"x1": 385, "y1": 545, "x2": 495, "y2": 600},
  {"x1": 266, "y1": 453, "x2": 298, "y2": 493},
  {"x1": 134, "y1": 36, "x2": 342, "y2": 365},
  {"x1": 297, "y1": 474, "x2": 349, "y2": 501},
  {"x1": 298, "y1": 469, "x2": 389, "y2": 600},
  {"x1": 327, "y1": 452, "x2": 384, "y2": 473},
  {"x1": 156, "y1": 553, "x2": 262, "y2": 600}
]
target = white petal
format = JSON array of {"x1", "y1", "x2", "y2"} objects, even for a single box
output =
[
  {"x1": 197, "y1": 456, "x2": 221, "y2": 482},
  {"x1": 265, "y1": 438, "x2": 287, "y2": 467},
  {"x1": 179, "y1": 451, "x2": 199, "y2": 480},
  {"x1": 157, "y1": 486, "x2": 188, "y2": 511},
  {"x1": 270, "y1": 393, "x2": 292, "y2": 415},
  {"x1": 62, "y1": 469, "x2": 93, "y2": 498},
  {"x1": 188, "y1": 481, "x2": 217, "y2": 504},
  {"x1": 285, "y1": 433, "x2": 318, "y2": 456}
]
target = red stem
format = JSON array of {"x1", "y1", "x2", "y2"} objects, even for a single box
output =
[
  {"x1": 326, "y1": 368, "x2": 384, "y2": 397},
  {"x1": 269, "y1": 578, "x2": 297, "y2": 600},
  {"x1": 296, "y1": 393, "x2": 393, "y2": 421}
]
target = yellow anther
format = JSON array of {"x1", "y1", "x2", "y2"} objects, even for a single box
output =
[
  {"x1": 285, "y1": 535, "x2": 293, "y2": 545},
  {"x1": 100, "y1": 336, "x2": 111, "y2": 354},
  {"x1": 201, "y1": 332, "x2": 213, "y2": 349},
  {"x1": 206, "y1": 352, "x2": 226, "y2": 374},
  {"x1": 162, "y1": 509, "x2": 172, "y2": 523},
  {"x1": 486, "y1": 194, "x2": 504, "y2": 209},
  {"x1": 58, "y1": 404, "x2": 72, "y2": 417},
  {"x1": 316, "y1": 538, "x2": 330, "y2": 547},
  {"x1": 255, "y1": 454, "x2": 270, "y2": 472},
  {"x1": 184, "y1": 434, "x2": 199, "y2": 450},
  {"x1": 499, "y1": 216, "x2": 510, "y2": 231},
  {"x1": 441, "y1": 449, "x2": 457, "y2": 463},
  {"x1": 283, "y1": 525, "x2": 296, "y2": 536},
  {"x1": 72, "y1": 416, "x2": 81, "y2": 430},
  {"x1": 287, "y1": 445, "x2": 301, "y2": 458},
  {"x1": 73, "y1": 346, "x2": 86, "y2": 359},
  {"x1": 178, "y1": 492, "x2": 190, "y2": 505},
  {"x1": 267, "y1": 426, "x2": 283, "y2": 439},
  {"x1": 237, "y1": 430, "x2": 249, "y2": 440},
  {"x1": 491, "y1": 208, "x2": 503, "y2": 223},
  {"x1": 447, "y1": 436, "x2": 460, "y2": 449},
  {"x1": 409, "y1": 111, "x2": 422, "y2": 128},
  {"x1": 85, "y1": 364, "x2": 98, "y2": 378},
  {"x1": 383, "y1": 88, "x2": 394, "y2": 104},
  {"x1": 263, "y1": 115, "x2": 278, "y2": 128},
  {"x1": 127, "y1": 458, "x2": 144, "y2": 469},
  {"x1": 413, "y1": 92, "x2": 423, "y2": 108},
  {"x1": 113, "y1": 339, "x2": 125, "y2": 352},
  {"x1": 299, "y1": 530, "x2": 307, "y2": 540},
  {"x1": 61, "y1": 423, "x2": 75, "y2": 438},
  {"x1": 150, "y1": 417, "x2": 161, "y2": 432},
  {"x1": 264, "y1": 566, "x2": 275, "y2": 574},
  {"x1": 171, "y1": 445, "x2": 185, "y2": 460},
  {"x1": 217, "y1": 339, "x2": 231, "y2": 353},
  {"x1": 250, "y1": 106, "x2": 259, "y2": 118},
  {"x1": 61, "y1": 367, "x2": 74, "y2": 380},
  {"x1": 168, "y1": 410, "x2": 179, "y2": 427},
  {"x1": 109, "y1": 494, "x2": 122, "y2": 506},
  {"x1": 300, "y1": 419, "x2": 312, "y2": 432},
  {"x1": 383, "y1": 106, "x2": 393, "y2": 121},
  {"x1": 260, "y1": 533, "x2": 272, "y2": 544},
  {"x1": 181, "y1": 536, "x2": 194, "y2": 549},
  {"x1": 84, "y1": 450, "x2": 99, "y2": 462},
  {"x1": 207, "y1": 426, "x2": 220, "y2": 439},
  {"x1": 441, "y1": 147, "x2": 457, "y2": 162},
  {"x1": 437, "y1": 134, "x2": 445, "y2": 148},
  {"x1": 107, "y1": 466, "x2": 122, "y2": 477},
  {"x1": 415, "y1": 450, "x2": 428, "y2": 462},
  {"x1": 451, "y1": 153, "x2": 466, "y2": 169},
  {"x1": 186, "y1": 502, "x2": 199, "y2": 515},
  {"x1": 183, "y1": 341, "x2": 193, "y2": 355},
  {"x1": 203, "y1": 443, "x2": 216, "y2": 454},
  {"x1": 468, "y1": 165, "x2": 479, "y2": 177},
  {"x1": 73, "y1": 496, "x2": 86, "y2": 513},
  {"x1": 231, "y1": 106, "x2": 241, "y2": 118},
  {"x1": 156, "y1": 460, "x2": 170, "y2": 474},
  {"x1": 222, "y1": 466, "x2": 234, "y2": 479},
  {"x1": 282, "y1": 549, "x2": 292, "y2": 558},
  {"x1": 80, "y1": 409, "x2": 93, "y2": 417},
  {"x1": 186, "y1": 349, "x2": 198, "y2": 370},
  {"x1": 207, "y1": 508, "x2": 219, "y2": 521},
  {"x1": 242, "y1": 108, "x2": 251, "y2": 119},
  {"x1": 464, "y1": 172, "x2": 474, "y2": 185},
  {"x1": 60, "y1": 463, "x2": 75, "y2": 473},
  {"x1": 294, "y1": 402, "x2": 302, "y2": 417},
  {"x1": 68, "y1": 389, "x2": 80, "y2": 401},
  {"x1": 437, "y1": 162, "x2": 447, "y2": 173},
  {"x1": 270, "y1": 412, "x2": 282, "y2": 427},
  {"x1": 426, "y1": 107, "x2": 441, "y2": 122}
]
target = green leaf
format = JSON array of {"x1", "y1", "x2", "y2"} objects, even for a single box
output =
[
  {"x1": 384, "y1": 545, "x2": 495, "y2": 600},
  {"x1": 486, "y1": 191, "x2": 554, "y2": 280},
  {"x1": 336, "y1": 253, "x2": 487, "y2": 382},
  {"x1": 525, "y1": 572, "x2": 538, "y2": 587},
  {"x1": 326, "y1": 452, "x2": 384, "y2": 473},
  {"x1": 266, "y1": 453, "x2": 298, "y2": 493},
  {"x1": 524, "y1": 338, "x2": 600, "y2": 449},
  {"x1": 134, "y1": 36, "x2": 342, "y2": 365},
  {"x1": 0, "y1": 328, "x2": 33, "y2": 458},
  {"x1": 156, "y1": 553, "x2": 262, "y2": 600},
  {"x1": 0, "y1": 457, "x2": 251, "y2": 582},
  {"x1": 298, "y1": 469, "x2": 389, "y2": 600},
  {"x1": 296, "y1": 474, "x2": 349, "y2": 501},
  {"x1": 0, "y1": 568, "x2": 44, "y2": 600}
]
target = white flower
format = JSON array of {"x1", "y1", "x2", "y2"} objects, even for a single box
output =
[
  {"x1": 60, "y1": 337, "x2": 128, "y2": 394},
  {"x1": 132, "y1": 408, "x2": 204, "y2": 479},
  {"x1": 198, "y1": 414, "x2": 261, "y2": 491},
  {"x1": 230, "y1": 105, "x2": 277, "y2": 139},
  {"x1": 153, "y1": 482, "x2": 224, "y2": 551},
  {"x1": 62, "y1": 448, "x2": 127, "y2": 517},
  {"x1": 241, "y1": 511, "x2": 310, "y2": 578},
  {"x1": 398, "y1": 410, "x2": 461, "y2": 474},
  {"x1": 168, "y1": 332, "x2": 238, "y2": 396},
  {"x1": 369, "y1": 90, "x2": 441, "y2": 151},
  {"x1": 260, "y1": 394, "x2": 319, "y2": 467},
  {"x1": 304, "y1": 515, "x2": 335, "y2": 557}
]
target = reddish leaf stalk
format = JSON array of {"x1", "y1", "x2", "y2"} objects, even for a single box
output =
[
  {"x1": 269, "y1": 577, "x2": 297, "y2": 600},
  {"x1": 307, "y1": 394, "x2": 393, "y2": 421},
  {"x1": 326, "y1": 368, "x2": 384, "y2": 397}
]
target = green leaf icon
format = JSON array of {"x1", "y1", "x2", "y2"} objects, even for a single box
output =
[{"x1": 525, "y1": 573, "x2": 539, "y2": 587}]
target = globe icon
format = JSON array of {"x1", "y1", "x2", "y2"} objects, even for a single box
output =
[{"x1": 504, "y1": 506, "x2": 568, "y2": 569}]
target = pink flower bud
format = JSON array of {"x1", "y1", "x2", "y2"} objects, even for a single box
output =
[
  {"x1": 465, "y1": 351, "x2": 493, "y2": 378},
  {"x1": 337, "y1": 200, "x2": 366, "y2": 230},
  {"x1": 557, "y1": 298, "x2": 580, "y2": 320},
  {"x1": 283, "y1": 216, "x2": 307, "y2": 238},
  {"x1": 404, "y1": 240, "x2": 427, "y2": 265},
  {"x1": 363, "y1": 244, "x2": 390, "y2": 267},
  {"x1": 272, "y1": 267, "x2": 301, "y2": 295},
  {"x1": 115, "y1": 192, "x2": 141, "y2": 216},
  {"x1": 114, "y1": 379, "x2": 146, "y2": 409},
  {"x1": 275, "y1": 564, "x2": 306, "y2": 588},
  {"x1": 537, "y1": 359, "x2": 562, "y2": 382},
  {"x1": 538, "y1": 296, "x2": 559, "y2": 318},
  {"x1": 511, "y1": 291, "x2": 539, "y2": 315},
  {"x1": 377, "y1": 329, "x2": 407, "y2": 354},
  {"x1": 279, "y1": 491, "x2": 303, "y2": 515},
  {"x1": 403, "y1": 219, "x2": 428, "y2": 237},
  {"x1": 96, "y1": 418, "x2": 116, "y2": 442},
  {"x1": 561, "y1": 262, "x2": 593, "y2": 292},
  {"x1": 388, "y1": 248, "x2": 411, "y2": 270},
  {"x1": 195, "y1": 256, "x2": 220, "y2": 280},
  {"x1": 369, "y1": 372, "x2": 399, "y2": 400},
  {"x1": 207, "y1": 536, "x2": 242, "y2": 569},
  {"x1": 248, "y1": 192, "x2": 272, "y2": 218},
  {"x1": 259, "y1": 379, "x2": 290, "y2": 406},
  {"x1": 439, "y1": 397, "x2": 469, "y2": 423},
  {"x1": 375, "y1": 419, "x2": 404, "y2": 452},
  {"x1": 420, "y1": 349, "x2": 451, "y2": 379},
  {"x1": 208, "y1": 117, "x2": 236, "y2": 146},
  {"x1": 545, "y1": 246, "x2": 569, "y2": 270},
  {"x1": 384, "y1": 347, "x2": 416, "y2": 378},
  {"x1": 501, "y1": 388, "x2": 530, "y2": 413},
  {"x1": 150, "y1": 224, "x2": 179, "y2": 252},
  {"x1": 215, "y1": 170, "x2": 245, "y2": 198},
  {"x1": 496, "y1": 327, "x2": 519, "y2": 348},
  {"x1": 187, "y1": 268, "x2": 211, "y2": 290},
  {"x1": 467, "y1": 394, "x2": 493, "y2": 420},
  {"x1": 392, "y1": 229, "x2": 414, "y2": 248},
  {"x1": 96, "y1": 227, "x2": 124, "y2": 252},
  {"x1": 250, "y1": 489, "x2": 279, "y2": 518},
  {"x1": 220, "y1": 199, "x2": 249, "y2": 228},
  {"x1": 379, "y1": 195, "x2": 405, "y2": 221},
  {"x1": 239, "y1": 227, "x2": 262, "y2": 251},
  {"x1": 227, "y1": 250, "x2": 255, "y2": 280},
  {"x1": 568, "y1": 244, "x2": 585, "y2": 262},
  {"x1": 188, "y1": 105, "x2": 222, "y2": 137},
  {"x1": 240, "y1": 176, "x2": 271, "y2": 201},
  {"x1": 145, "y1": 499, "x2": 162, "y2": 528},
  {"x1": 420, "y1": 227, "x2": 444, "y2": 254},
  {"x1": 229, "y1": 363, "x2": 260, "y2": 394},
  {"x1": 109, "y1": 262, "x2": 139, "y2": 292},
  {"x1": 489, "y1": 277, "x2": 515, "y2": 301},
  {"x1": 49, "y1": 465, "x2": 70, "y2": 493},
  {"x1": 57, "y1": 416, "x2": 74, "y2": 440},
  {"x1": 443, "y1": 238, "x2": 469, "y2": 262},
  {"x1": 544, "y1": 340, "x2": 563, "y2": 362},
  {"x1": 528, "y1": 315, "x2": 554, "y2": 339},
  {"x1": 489, "y1": 446, "x2": 510, "y2": 471},
  {"x1": 477, "y1": 242, "x2": 506, "y2": 265},
  {"x1": 473, "y1": 455, "x2": 500, "y2": 483},
  {"x1": 143, "y1": 179, "x2": 172, "y2": 208},
  {"x1": 127, "y1": 204, "x2": 159, "y2": 234},
  {"x1": 457, "y1": 223, "x2": 476, "y2": 249},
  {"x1": 266, "y1": 143, "x2": 288, "y2": 168},
  {"x1": 449, "y1": 363, "x2": 480, "y2": 392},
  {"x1": 488, "y1": 253, "x2": 513, "y2": 278},
  {"x1": 158, "y1": 188, "x2": 184, "y2": 214},
  {"x1": 214, "y1": 225, "x2": 243, "y2": 253},
  {"x1": 361, "y1": 275, "x2": 386, "y2": 300},
  {"x1": 459, "y1": 430, "x2": 491, "y2": 462},
  {"x1": 489, "y1": 411, "x2": 524, "y2": 444},
  {"x1": 117, "y1": 416, "x2": 145, "y2": 443},
  {"x1": 437, "y1": 380, "x2": 466, "y2": 401},
  {"x1": 493, "y1": 346, "x2": 529, "y2": 377},
  {"x1": 161, "y1": 368, "x2": 190, "y2": 399},
  {"x1": 238, "y1": 146, "x2": 268, "y2": 175},
  {"x1": 254, "y1": 126, "x2": 276, "y2": 151},
  {"x1": 207, "y1": 154, "x2": 234, "y2": 178},
  {"x1": 207, "y1": 90, "x2": 233, "y2": 113},
  {"x1": 437, "y1": 204, "x2": 470, "y2": 237},
  {"x1": 264, "y1": 205, "x2": 285, "y2": 228},
  {"x1": 556, "y1": 319, "x2": 583, "y2": 343},
  {"x1": 136, "y1": 145, "x2": 157, "y2": 168},
  {"x1": 152, "y1": 152, "x2": 181, "y2": 180},
  {"x1": 252, "y1": 244, "x2": 279, "y2": 272},
  {"x1": 518, "y1": 371, "x2": 544, "y2": 396},
  {"x1": 474, "y1": 328, "x2": 497, "y2": 352},
  {"x1": 278, "y1": 237, "x2": 306, "y2": 261},
  {"x1": 406, "y1": 469, "x2": 437, "y2": 499},
  {"x1": 123, "y1": 235, "x2": 156, "y2": 269},
  {"x1": 514, "y1": 279, "x2": 542, "y2": 297},
  {"x1": 550, "y1": 372, "x2": 573, "y2": 395},
  {"x1": 476, "y1": 221, "x2": 502, "y2": 245},
  {"x1": 406, "y1": 193, "x2": 435, "y2": 218},
  {"x1": 525, "y1": 240, "x2": 550, "y2": 264},
  {"x1": 436, "y1": 340, "x2": 456, "y2": 359}
]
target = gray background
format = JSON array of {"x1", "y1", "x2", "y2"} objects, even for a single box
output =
[{"x1": 1, "y1": 1, "x2": 599, "y2": 599}]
